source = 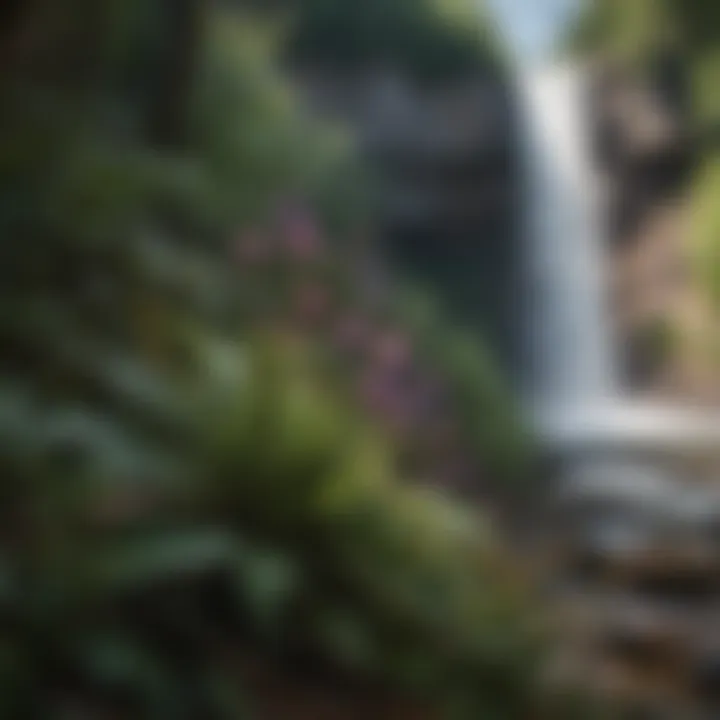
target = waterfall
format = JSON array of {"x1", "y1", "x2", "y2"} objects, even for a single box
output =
[
  {"x1": 520, "y1": 64, "x2": 616, "y2": 411},
  {"x1": 518, "y1": 62, "x2": 720, "y2": 450}
]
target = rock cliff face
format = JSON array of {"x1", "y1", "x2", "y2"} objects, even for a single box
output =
[
  {"x1": 591, "y1": 60, "x2": 692, "y2": 246},
  {"x1": 590, "y1": 61, "x2": 697, "y2": 394},
  {"x1": 295, "y1": 67, "x2": 523, "y2": 377}
]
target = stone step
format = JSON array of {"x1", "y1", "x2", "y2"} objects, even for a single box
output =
[
  {"x1": 542, "y1": 456, "x2": 720, "y2": 714},
  {"x1": 549, "y1": 589, "x2": 720, "y2": 716},
  {"x1": 558, "y1": 460, "x2": 720, "y2": 517},
  {"x1": 555, "y1": 531, "x2": 720, "y2": 598}
]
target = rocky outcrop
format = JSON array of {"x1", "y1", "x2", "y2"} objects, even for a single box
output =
[
  {"x1": 545, "y1": 452, "x2": 720, "y2": 717},
  {"x1": 590, "y1": 62, "x2": 697, "y2": 394},
  {"x1": 591, "y1": 63, "x2": 692, "y2": 244},
  {"x1": 295, "y1": 67, "x2": 523, "y2": 375}
]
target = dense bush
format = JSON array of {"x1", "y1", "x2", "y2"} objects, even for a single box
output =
[
  {"x1": 563, "y1": 0, "x2": 674, "y2": 68},
  {"x1": 0, "y1": 320, "x2": 540, "y2": 717},
  {"x1": 0, "y1": 2, "x2": 546, "y2": 717}
]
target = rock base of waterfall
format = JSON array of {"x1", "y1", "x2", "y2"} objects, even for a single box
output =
[
  {"x1": 535, "y1": 400, "x2": 720, "y2": 454},
  {"x1": 539, "y1": 402, "x2": 720, "y2": 717}
]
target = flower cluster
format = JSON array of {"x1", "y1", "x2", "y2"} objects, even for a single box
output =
[{"x1": 231, "y1": 204, "x2": 483, "y2": 495}]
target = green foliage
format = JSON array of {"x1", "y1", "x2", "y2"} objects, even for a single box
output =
[
  {"x1": 0, "y1": 319, "x2": 541, "y2": 715},
  {"x1": 0, "y1": 2, "x2": 544, "y2": 717},
  {"x1": 563, "y1": 0, "x2": 720, "y2": 125},
  {"x1": 664, "y1": 0, "x2": 720, "y2": 122},
  {"x1": 691, "y1": 155, "x2": 720, "y2": 314},
  {"x1": 191, "y1": 16, "x2": 366, "y2": 230},
  {"x1": 284, "y1": 0, "x2": 500, "y2": 81},
  {"x1": 563, "y1": 0, "x2": 674, "y2": 66},
  {"x1": 190, "y1": 335, "x2": 541, "y2": 709},
  {"x1": 392, "y1": 286, "x2": 532, "y2": 483},
  {"x1": 630, "y1": 314, "x2": 679, "y2": 380}
]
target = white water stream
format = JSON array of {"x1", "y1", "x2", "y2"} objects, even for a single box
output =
[
  {"x1": 519, "y1": 63, "x2": 720, "y2": 452},
  {"x1": 521, "y1": 64, "x2": 615, "y2": 409}
]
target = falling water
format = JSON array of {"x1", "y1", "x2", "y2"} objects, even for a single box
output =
[
  {"x1": 518, "y1": 62, "x2": 720, "y2": 450},
  {"x1": 519, "y1": 61, "x2": 624, "y2": 447},
  {"x1": 520, "y1": 63, "x2": 615, "y2": 410}
]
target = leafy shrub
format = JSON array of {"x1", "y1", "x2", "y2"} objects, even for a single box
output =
[
  {"x1": 0, "y1": 3, "x2": 544, "y2": 717},
  {"x1": 189, "y1": 15, "x2": 370, "y2": 233},
  {"x1": 0, "y1": 313, "x2": 541, "y2": 717}
]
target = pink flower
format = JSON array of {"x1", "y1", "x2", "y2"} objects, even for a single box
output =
[
  {"x1": 277, "y1": 204, "x2": 324, "y2": 261},
  {"x1": 332, "y1": 313, "x2": 372, "y2": 354},
  {"x1": 291, "y1": 281, "x2": 331, "y2": 325},
  {"x1": 357, "y1": 368, "x2": 415, "y2": 434},
  {"x1": 372, "y1": 328, "x2": 412, "y2": 370},
  {"x1": 232, "y1": 229, "x2": 271, "y2": 265},
  {"x1": 357, "y1": 368, "x2": 391, "y2": 410}
]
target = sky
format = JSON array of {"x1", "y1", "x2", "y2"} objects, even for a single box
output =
[{"x1": 486, "y1": 0, "x2": 582, "y2": 58}]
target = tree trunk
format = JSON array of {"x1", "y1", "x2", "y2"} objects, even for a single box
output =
[{"x1": 146, "y1": 0, "x2": 206, "y2": 148}]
